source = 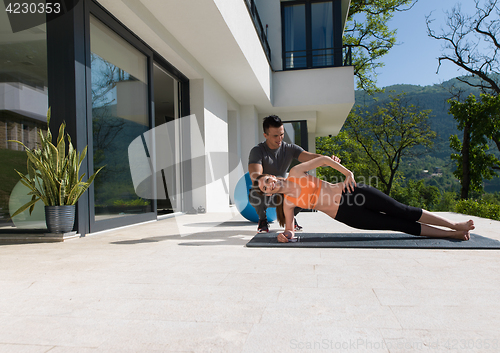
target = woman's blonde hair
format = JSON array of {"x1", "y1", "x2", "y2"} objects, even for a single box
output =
[{"x1": 252, "y1": 174, "x2": 286, "y2": 227}]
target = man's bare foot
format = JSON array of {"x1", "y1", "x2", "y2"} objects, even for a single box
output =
[
  {"x1": 450, "y1": 230, "x2": 471, "y2": 241},
  {"x1": 454, "y1": 220, "x2": 475, "y2": 231}
]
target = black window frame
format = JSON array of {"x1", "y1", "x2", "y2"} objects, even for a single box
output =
[
  {"x1": 282, "y1": 120, "x2": 308, "y2": 152},
  {"x1": 46, "y1": 0, "x2": 190, "y2": 236},
  {"x1": 281, "y1": 0, "x2": 343, "y2": 70}
]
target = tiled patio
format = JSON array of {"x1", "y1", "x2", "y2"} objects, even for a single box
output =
[{"x1": 0, "y1": 210, "x2": 499, "y2": 352}]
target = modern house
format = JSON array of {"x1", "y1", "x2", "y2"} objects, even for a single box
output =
[{"x1": 0, "y1": 0, "x2": 354, "y2": 237}]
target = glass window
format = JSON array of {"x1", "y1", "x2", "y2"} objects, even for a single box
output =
[
  {"x1": 0, "y1": 3, "x2": 48, "y2": 231},
  {"x1": 153, "y1": 63, "x2": 179, "y2": 215},
  {"x1": 311, "y1": 2, "x2": 334, "y2": 67},
  {"x1": 283, "y1": 4, "x2": 307, "y2": 69},
  {"x1": 283, "y1": 121, "x2": 307, "y2": 150},
  {"x1": 282, "y1": 1, "x2": 335, "y2": 69},
  {"x1": 283, "y1": 120, "x2": 308, "y2": 170},
  {"x1": 90, "y1": 16, "x2": 152, "y2": 221}
]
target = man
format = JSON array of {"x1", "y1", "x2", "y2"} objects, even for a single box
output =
[{"x1": 248, "y1": 115, "x2": 340, "y2": 232}]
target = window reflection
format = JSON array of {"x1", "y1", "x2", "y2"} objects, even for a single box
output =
[
  {"x1": 311, "y1": 2, "x2": 334, "y2": 67},
  {"x1": 90, "y1": 16, "x2": 152, "y2": 221},
  {"x1": 0, "y1": 3, "x2": 48, "y2": 230},
  {"x1": 283, "y1": 4, "x2": 306, "y2": 69},
  {"x1": 283, "y1": 121, "x2": 308, "y2": 170},
  {"x1": 283, "y1": 1, "x2": 335, "y2": 69}
]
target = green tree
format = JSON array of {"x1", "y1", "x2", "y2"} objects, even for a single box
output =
[
  {"x1": 479, "y1": 93, "x2": 500, "y2": 155},
  {"x1": 327, "y1": 93, "x2": 435, "y2": 194},
  {"x1": 316, "y1": 131, "x2": 376, "y2": 185},
  {"x1": 345, "y1": 0, "x2": 417, "y2": 92},
  {"x1": 350, "y1": 93, "x2": 436, "y2": 194},
  {"x1": 427, "y1": 1, "x2": 500, "y2": 198},
  {"x1": 448, "y1": 94, "x2": 500, "y2": 199},
  {"x1": 391, "y1": 179, "x2": 441, "y2": 210}
]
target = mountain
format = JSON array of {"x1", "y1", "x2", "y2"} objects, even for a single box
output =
[
  {"x1": 354, "y1": 77, "x2": 484, "y2": 159},
  {"x1": 352, "y1": 77, "x2": 500, "y2": 192}
]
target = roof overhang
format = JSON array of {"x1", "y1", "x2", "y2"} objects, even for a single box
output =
[
  {"x1": 265, "y1": 66, "x2": 355, "y2": 137},
  {"x1": 96, "y1": 0, "x2": 272, "y2": 106}
]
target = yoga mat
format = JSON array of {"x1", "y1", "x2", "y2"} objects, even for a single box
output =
[{"x1": 246, "y1": 232, "x2": 500, "y2": 249}]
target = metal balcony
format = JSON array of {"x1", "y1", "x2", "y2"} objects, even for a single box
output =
[
  {"x1": 243, "y1": 0, "x2": 272, "y2": 64},
  {"x1": 284, "y1": 45, "x2": 353, "y2": 70}
]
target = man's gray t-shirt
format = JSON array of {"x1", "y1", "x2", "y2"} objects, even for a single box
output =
[{"x1": 248, "y1": 141, "x2": 304, "y2": 177}]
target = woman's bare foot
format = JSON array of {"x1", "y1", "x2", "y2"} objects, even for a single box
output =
[
  {"x1": 450, "y1": 230, "x2": 471, "y2": 241},
  {"x1": 454, "y1": 220, "x2": 475, "y2": 231}
]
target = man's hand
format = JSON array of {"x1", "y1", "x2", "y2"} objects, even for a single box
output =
[{"x1": 248, "y1": 163, "x2": 263, "y2": 182}]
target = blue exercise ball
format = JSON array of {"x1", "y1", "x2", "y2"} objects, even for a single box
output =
[{"x1": 234, "y1": 172, "x2": 277, "y2": 223}]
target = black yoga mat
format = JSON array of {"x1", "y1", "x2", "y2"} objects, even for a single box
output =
[{"x1": 246, "y1": 232, "x2": 500, "y2": 249}]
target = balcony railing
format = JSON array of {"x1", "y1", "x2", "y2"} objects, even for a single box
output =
[
  {"x1": 243, "y1": 0, "x2": 272, "y2": 64},
  {"x1": 283, "y1": 45, "x2": 353, "y2": 70}
]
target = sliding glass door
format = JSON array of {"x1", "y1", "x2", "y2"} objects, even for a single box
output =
[
  {"x1": 0, "y1": 3, "x2": 48, "y2": 232},
  {"x1": 89, "y1": 15, "x2": 153, "y2": 227},
  {"x1": 153, "y1": 63, "x2": 180, "y2": 215}
]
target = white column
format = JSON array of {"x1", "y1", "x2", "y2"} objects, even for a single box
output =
[
  {"x1": 188, "y1": 79, "x2": 207, "y2": 212},
  {"x1": 227, "y1": 110, "x2": 243, "y2": 204},
  {"x1": 204, "y1": 79, "x2": 230, "y2": 212},
  {"x1": 240, "y1": 105, "x2": 260, "y2": 173}
]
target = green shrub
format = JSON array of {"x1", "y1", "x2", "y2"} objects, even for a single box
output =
[
  {"x1": 435, "y1": 191, "x2": 458, "y2": 212},
  {"x1": 391, "y1": 180, "x2": 441, "y2": 210},
  {"x1": 455, "y1": 199, "x2": 500, "y2": 221},
  {"x1": 481, "y1": 192, "x2": 500, "y2": 206}
]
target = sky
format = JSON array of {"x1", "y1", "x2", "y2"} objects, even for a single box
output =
[{"x1": 375, "y1": 0, "x2": 481, "y2": 88}]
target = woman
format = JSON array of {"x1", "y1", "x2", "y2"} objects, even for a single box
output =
[{"x1": 253, "y1": 156, "x2": 474, "y2": 243}]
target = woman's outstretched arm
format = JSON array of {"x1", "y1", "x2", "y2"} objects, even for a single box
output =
[
  {"x1": 278, "y1": 203, "x2": 296, "y2": 243},
  {"x1": 290, "y1": 156, "x2": 356, "y2": 192}
]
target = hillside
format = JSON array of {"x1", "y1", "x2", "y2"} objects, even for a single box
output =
[
  {"x1": 355, "y1": 79, "x2": 483, "y2": 157},
  {"x1": 351, "y1": 77, "x2": 500, "y2": 192}
]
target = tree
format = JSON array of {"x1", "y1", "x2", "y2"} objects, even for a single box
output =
[
  {"x1": 390, "y1": 179, "x2": 441, "y2": 210},
  {"x1": 426, "y1": 0, "x2": 500, "y2": 94},
  {"x1": 333, "y1": 93, "x2": 435, "y2": 194},
  {"x1": 448, "y1": 94, "x2": 500, "y2": 199},
  {"x1": 316, "y1": 130, "x2": 376, "y2": 186},
  {"x1": 427, "y1": 1, "x2": 500, "y2": 197},
  {"x1": 345, "y1": 0, "x2": 417, "y2": 92}
]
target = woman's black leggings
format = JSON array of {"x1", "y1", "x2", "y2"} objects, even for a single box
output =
[{"x1": 334, "y1": 184, "x2": 423, "y2": 236}]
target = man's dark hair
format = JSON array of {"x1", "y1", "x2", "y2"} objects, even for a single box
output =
[{"x1": 263, "y1": 115, "x2": 282, "y2": 134}]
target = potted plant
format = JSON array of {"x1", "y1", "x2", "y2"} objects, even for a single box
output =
[{"x1": 9, "y1": 108, "x2": 104, "y2": 233}]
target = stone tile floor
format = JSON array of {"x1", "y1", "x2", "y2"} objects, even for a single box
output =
[{"x1": 0, "y1": 210, "x2": 499, "y2": 352}]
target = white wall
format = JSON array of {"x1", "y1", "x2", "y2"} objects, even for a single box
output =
[
  {"x1": 240, "y1": 105, "x2": 260, "y2": 174},
  {"x1": 189, "y1": 78, "x2": 247, "y2": 213},
  {"x1": 214, "y1": 0, "x2": 272, "y2": 101},
  {"x1": 254, "y1": 0, "x2": 282, "y2": 71},
  {"x1": 188, "y1": 79, "x2": 207, "y2": 211},
  {"x1": 273, "y1": 66, "x2": 354, "y2": 107},
  {"x1": 204, "y1": 79, "x2": 231, "y2": 212},
  {"x1": 227, "y1": 110, "x2": 243, "y2": 205}
]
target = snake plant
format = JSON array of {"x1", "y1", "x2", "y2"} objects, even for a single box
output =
[{"x1": 9, "y1": 108, "x2": 104, "y2": 218}]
